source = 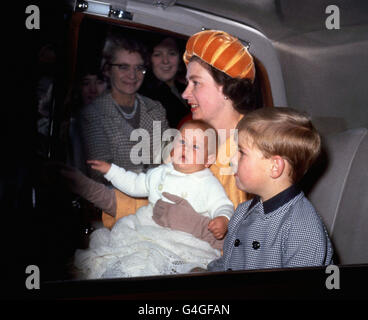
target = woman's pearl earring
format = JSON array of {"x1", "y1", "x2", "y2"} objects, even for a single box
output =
[{"x1": 224, "y1": 96, "x2": 229, "y2": 100}]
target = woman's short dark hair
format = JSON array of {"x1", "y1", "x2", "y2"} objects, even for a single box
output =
[{"x1": 190, "y1": 56, "x2": 257, "y2": 114}]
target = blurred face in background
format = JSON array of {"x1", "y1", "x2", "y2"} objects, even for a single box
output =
[
  {"x1": 151, "y1": 38, "x2": 180, "y2": 87},
  {"x1": 81, "y1": 74, "x2": 107, "y2": 106}
]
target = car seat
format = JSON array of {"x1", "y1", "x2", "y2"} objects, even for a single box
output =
[{"x1": 301, "y1": 127, "x2": 368, "y2": 264}]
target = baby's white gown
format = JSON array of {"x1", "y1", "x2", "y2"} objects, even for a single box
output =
[{"x1": 74, "y1": 204, "x2": 221, "y2": 279}]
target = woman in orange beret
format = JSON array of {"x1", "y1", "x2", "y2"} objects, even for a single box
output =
[{"x1": 152, "y1": 30, "x2": 259, "y2": 239}]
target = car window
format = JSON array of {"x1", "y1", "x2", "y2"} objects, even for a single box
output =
[
  {"x1": 32, "y1": 13, "x2": 271, "y2": 283},
  {"x1": 14, "y1": 1, "x2": 367, "y2": 300}
]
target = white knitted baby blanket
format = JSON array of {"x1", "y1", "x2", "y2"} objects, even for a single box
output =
[{"x1": 74, "y1": 205, "x2": 220, "y2": 279}]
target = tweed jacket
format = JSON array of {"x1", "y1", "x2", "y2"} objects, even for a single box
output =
[
  {"x1": 79, "y1": 92, "x2": 169, "y2": 182},
  {"x1": 208, "y1": 185, "x2": 333, "y2": 271}
]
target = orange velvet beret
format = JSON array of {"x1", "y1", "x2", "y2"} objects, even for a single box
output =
[{"x1": 183, "y1": 30, "x2": 255, "y2": 81}]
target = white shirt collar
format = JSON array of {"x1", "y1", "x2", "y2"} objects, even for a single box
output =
[{"x1": 164, "y1": 162, "x2": 212, "y2": 179}]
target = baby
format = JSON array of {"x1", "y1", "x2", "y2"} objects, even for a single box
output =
[
  {"x1": 74, "y1": 120, "x2": 233, "y2": 278},
  {"x1": 88, "y1": 120, "x2": 233, "y2": 241}
]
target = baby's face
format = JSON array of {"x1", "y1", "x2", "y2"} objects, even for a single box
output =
[{"x1": 171, "y1": 124, "x2": 212, "y2": 174}]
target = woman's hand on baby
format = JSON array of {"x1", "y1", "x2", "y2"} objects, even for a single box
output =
[
  {"x1": 153, "y1": 192, "x2": 200, "y2": 230},
  {"x1": 87, "y1": 160, "x2": 111, "y2": 174},
  {"x1": 153, "y1": 193, "x2": 225, "y2": 250},
  {"x1": 208, "y1": 216, "x2": 229, "y2": 240}
]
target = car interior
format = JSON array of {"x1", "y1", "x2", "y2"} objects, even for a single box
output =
[{"x1": 5, "y1": 0, "x2": 367, "y2": 300}]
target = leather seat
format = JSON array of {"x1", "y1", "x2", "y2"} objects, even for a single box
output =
[{"x1": 302, "y1": 127, "x2": 368, "y2": 264}]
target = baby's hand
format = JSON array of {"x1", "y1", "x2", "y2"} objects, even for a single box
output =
[
  {"x1": 208, "y1": 216, "x2": 229, "y2": 240},
  {"x1": 87, "y1": 160, "x2": 111, "y2": 174}
]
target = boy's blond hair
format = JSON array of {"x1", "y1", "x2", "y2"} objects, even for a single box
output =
[{"x1": 236, "y1": 107, "x2": 321, "y2": 183}]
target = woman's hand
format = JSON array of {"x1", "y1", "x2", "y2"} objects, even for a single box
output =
[
  {"x1": 153, "y1": 192, "x2": 224, "y2": 250},
  {"x1": 208, "y1": 216, "x2": 229, "y2": 240},
  {"x1": 153, "y1": 192, "x2": 202, "y2": 231},
  {"x1": 87, "y1": 160, "x2": 111, "y2": 174}
]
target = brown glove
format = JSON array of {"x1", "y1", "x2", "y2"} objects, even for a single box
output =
[
  {"x1": 153, "y1": 192, "x2": 224, "y2": 250},
  {"x1": 47, "y1": 162, "x2": 117, "y2": 217}
]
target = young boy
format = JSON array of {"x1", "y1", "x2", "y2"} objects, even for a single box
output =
[{"x1": 207, "y1": 107, "x2": 334, "y2": 271}]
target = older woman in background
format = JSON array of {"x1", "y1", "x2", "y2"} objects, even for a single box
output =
[{"x1": 79, "y1": 34, "x2": 169, "y2": 184}]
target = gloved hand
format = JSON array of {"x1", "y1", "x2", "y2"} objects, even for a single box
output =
[
  {"x1": 153, "y1": 192, "x2": 224, "y2": 250},
  {"x1": 45, "y1": 161, "x2": 117, "y2": 217}
]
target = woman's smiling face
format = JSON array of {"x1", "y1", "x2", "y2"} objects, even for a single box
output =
[
  {"x1": 108, "y1": 49, "x2": 146, "y2": 98},
  {"x1": 151, "y1": 38, "x2": 179, "y2": 85},
  {"x1": 182, "y1": 60, "x2": 225, "y2": 127}
]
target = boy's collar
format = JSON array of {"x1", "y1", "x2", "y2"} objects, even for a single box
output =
[{"x1": 250, "y1": 184, "x2": 301, "y2": 214}]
